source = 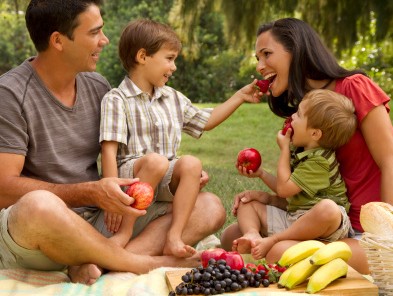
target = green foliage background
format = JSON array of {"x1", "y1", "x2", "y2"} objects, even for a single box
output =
[{"x1": 0, "y1": 0, "x2": 392, "y2": 100}]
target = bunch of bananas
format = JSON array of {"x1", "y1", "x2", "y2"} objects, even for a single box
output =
[{"x1": 277, "y1": 240, "x2": 352, "y2": 294}]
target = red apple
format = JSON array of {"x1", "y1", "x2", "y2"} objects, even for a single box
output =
[
  {"x1": 219, "y1": 251, "x2": 244, "y2": 270},
  {"x1": 126, "y1": 181, "x2": 154, "y2": 210},
  {"x1": 201, "y1": 248, "x2": 227, "y2": 267},
  {"x1": 255, "y1": 79, "x2": 270, "y2": 93},
  {"x1": 281, "y1": 117, "x2": 293, "y2": 136},
  {"x1": 237, "y1": 148, "x2": 262, "y2": 172}
]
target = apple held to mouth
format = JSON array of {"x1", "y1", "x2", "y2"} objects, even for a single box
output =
[
  {"x1": 201, "y1": 248, "x2": 227, "y2": 268},
  {"x1": 281, "y1": 117, "x2": 293, "y2": 136},
  {"x1": 126, "y1": 181, "x2": 154, "y2": 210},
  {"x1": 237, "y1": 148, "x2": 262, "y2": 172},
  {"x1": 255, "y1": 79, "x2": 270, "y2": 93}
]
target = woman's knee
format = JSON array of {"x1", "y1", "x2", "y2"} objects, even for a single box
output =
[
  {"x1": 220, "y1": 223, "x2": 242, "y2": 251},
  {"x1": 340, "y1": 238, "x2": 370, "y2": 274},
  {"x1": 266, "y1": 240, "x2": 300, "y2": 263}
]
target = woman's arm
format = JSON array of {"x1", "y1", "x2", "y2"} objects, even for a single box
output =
[{"x1": 361, "y1": 105, "x2": 393, "y2": 205}]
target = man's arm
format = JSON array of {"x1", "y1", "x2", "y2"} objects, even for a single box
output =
[{"x1": 0, "y1": 152, "x2": 136, "y2": 215}]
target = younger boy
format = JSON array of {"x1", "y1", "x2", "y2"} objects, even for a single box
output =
[
  {"x1": 99, "y1": 19, "x2": 260, "y2": 257},
  {"x1": 232, "y1": 89, "x2": 357, "y2": 259}
]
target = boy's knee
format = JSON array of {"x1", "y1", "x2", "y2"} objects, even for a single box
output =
[
  {"x1": 314, "y1": 199, "x2": 342, "y2": 221},
  {"x1": 143, "y1": 153, "x2": 169, "y2": 173}
]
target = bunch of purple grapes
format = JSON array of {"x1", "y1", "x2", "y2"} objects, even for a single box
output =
[{"x1": 168, "y1": 258, "x2": 270, "y2": 295}]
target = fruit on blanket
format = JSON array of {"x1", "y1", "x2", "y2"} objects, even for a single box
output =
[
  {"x1": 277, "y1": 263, "x2": 293, "y2": 288},
  {"x1": 201, "y1": 248, "x2": 226, "y2": 268},
  {"x1": 126, "y1": 181, "x2": 154, "y2": 210},
  {"x1": 236, "y1": 148, "x2": 262, "y2": 172},
  {"x1": 282, "y1": 117, "x2": 293, "y2": 135},
  {"x1": 278, "y1": 240, "x2": 325, "y2": 267},
  {"x1": 309, "y1": 241, "x2": 352, "y2": 265},
  {"x1": 219, "y1": 251, "x2": 244, "y2": 270},
  {"x1": 306, "y1": 258, "x2": 348, "y2": 294},
  {"x1": 283, "y1": 256, "x2": 320, "y2": 289},
  {"x1": 174, "y1": 258, "x2": 276, "y2": 294},
  {"x1": 255, "y1": 79, "x2": 270, "y2": 93}
]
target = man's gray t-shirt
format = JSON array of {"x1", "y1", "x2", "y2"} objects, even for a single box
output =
[{"x1": 0, "y1": 58, "x2": 111, "y2": 185}]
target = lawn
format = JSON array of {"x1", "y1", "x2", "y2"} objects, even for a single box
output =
[{"x1": 178, "y1": 102, "x2": 284, "y2": 238}]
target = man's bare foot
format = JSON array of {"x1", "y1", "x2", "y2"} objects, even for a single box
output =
[
  {"x1": 251, "y1": 236, "x2": 277, "y2": 260},
  {"x1": 163, "y1": 238, "x2": 197, "y2": 258},
  {"x1": 68, "y1": 264, "x2": 103, "y2": 285},
  {"x1": 232, "y1": 232, "x2": 263, "y2": 254}
]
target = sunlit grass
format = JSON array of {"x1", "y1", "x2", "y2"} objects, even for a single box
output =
[{"x1": 178, "y1": 103, "x2": 283, "y2": 237}]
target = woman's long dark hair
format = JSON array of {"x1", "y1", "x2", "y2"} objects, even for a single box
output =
[{"x1": 257, "y1": 18, "x2": 366, "y2": 118}]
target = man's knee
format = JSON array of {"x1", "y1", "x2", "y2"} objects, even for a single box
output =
[
  {"x1": 10, "y1": 190, "x2": 68, "y2": 228},
  {"x1": 8, "y1": 190, "x2": 67, "y2": 249},
  {"x1": 197, "y1": 192, "x2": 225, "y2": 230}
]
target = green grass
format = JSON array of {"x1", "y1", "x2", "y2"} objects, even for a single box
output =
[{"x1": 178, "y1": 103, "x2": 284, "y2": 237}]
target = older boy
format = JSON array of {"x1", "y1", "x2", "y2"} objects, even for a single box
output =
[{"x1": 100, "y1": 19, "x2": 260, "y2": 257}]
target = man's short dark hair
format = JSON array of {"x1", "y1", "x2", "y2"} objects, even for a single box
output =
[{"x1": 25, "y1": 0, "x2": 103, "y2": 52}]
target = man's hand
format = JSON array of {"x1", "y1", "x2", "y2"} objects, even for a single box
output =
[{"x1": 96, "y1": 177, "x2": 146, "y2": 217}]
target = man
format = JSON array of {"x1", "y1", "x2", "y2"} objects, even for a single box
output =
[{"x1": 0, "y1": 0, "x2": 225, "y2": 285}]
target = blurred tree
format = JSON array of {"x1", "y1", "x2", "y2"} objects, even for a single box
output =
[
  {"x1": 0, "y1": 0, "x2": 34, "y2": 73},
  {"x1": 173, "y1": 0, "x2": 393, "y2": 55},
  {"x1": 0, "y1": 0, "x2": 391, "y2": 100}
]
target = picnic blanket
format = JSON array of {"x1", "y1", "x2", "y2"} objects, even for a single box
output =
[
  {"x1": 0, "y1": 267, "x2": 173, "y2": 296},
  {"x1": 0, "y1": 235, "x2": 221, "y2": 296},
  {"x1": 0, "y1": 235, "x2": 309, "y2": 295},
  {"x1": 0, "y1": 267, "x2": 310, "y2": 296}
]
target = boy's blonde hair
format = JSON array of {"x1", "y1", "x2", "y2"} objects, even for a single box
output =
[
  {"x1": 118, "y1": 19, "x2": 182, "y2": 72},
  {"x1": 303, "y1": 89, "x2": 357, "y2": 149}
]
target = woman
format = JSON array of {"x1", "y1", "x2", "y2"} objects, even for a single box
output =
[{"x1": 220, "y1": 17, "x2": 393, "y2": 274}]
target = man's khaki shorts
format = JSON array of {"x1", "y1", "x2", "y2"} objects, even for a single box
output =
[{"x1": 266, "y1": 204, "x2": 354, "y2": 241}]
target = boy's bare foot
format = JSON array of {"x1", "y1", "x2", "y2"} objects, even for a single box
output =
[
  {"x1": 251, "y1": 236, "x2": 278, "y2": 260},
  {"x1": 68, "y1": 264, "x2": 103, "y2": 285},
  {"x1": 232, "y1": 232, "x2": 263, "y2": 254},
  {"x1": 163, "y1": 239, "x2": 197, "y2": 258}
]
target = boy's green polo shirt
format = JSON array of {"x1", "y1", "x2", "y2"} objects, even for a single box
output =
[{"x1": 287, "y1": 147, "x2": 350, "y2": 213}]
